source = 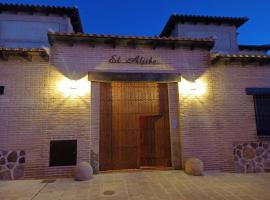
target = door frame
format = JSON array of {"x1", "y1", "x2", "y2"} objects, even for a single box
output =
[{"x1": 92, "y1": 81, "x2": 182, "y2": 173}]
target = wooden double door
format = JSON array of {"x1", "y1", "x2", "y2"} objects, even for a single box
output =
[{"x1": 100, "y1": 82, "x2": 171, "y2": 171}]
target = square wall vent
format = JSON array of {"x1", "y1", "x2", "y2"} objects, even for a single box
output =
[
  {"x1": 49, "y1": 140, "x2": 77, "y2": 167},
  {"x1": 0, "y1": 86, "x2": 4, "y2": 95}
]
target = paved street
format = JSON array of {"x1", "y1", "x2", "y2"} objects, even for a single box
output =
[{"x1": 1, "y1": 170, "x2": 270, "y2": 200}]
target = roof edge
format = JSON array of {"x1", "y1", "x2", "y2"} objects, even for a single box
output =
[
  {"x1": 211, "y1": 53, "x2": 270, "y2": 58},
  {"x1": 48, "y1": 32, "x2": 215, "y2": 42},
  {"x1": 160, "y1": 14, "x2": 248, "y2": 37},
  {"x1": 211, "y1": 53, "x2": 270, "y2": 65},
  {"x1": 48, "y1": 32, "x2": 215, "y2": 49},
  {"x1": 0, "y1": 3, "x2": 83, "y2": 33},
  {"x1": 0, "y1": 48, "x2": 49, "y2": 61},
  {"x1": 0, "y1": 47, "x2": 46, "y2": 52},
  {"x1": 239, "y1": 44, "x2": 270, "y2": 51}
]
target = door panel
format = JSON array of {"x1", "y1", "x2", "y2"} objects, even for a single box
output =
[
  {"x1": 140, "y1": 116, "x2": 157, "y2": 166},
  {"x1": 100, "y1": 82, "x2": 171, "y2": 171},
  {"x1": 140, "y1": 115, "x2": 171, "y2": 167}
]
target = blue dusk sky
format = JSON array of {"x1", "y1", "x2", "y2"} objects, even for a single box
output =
[{"x1": 2, "y1": 0, "x2": 270, "y2": 45}]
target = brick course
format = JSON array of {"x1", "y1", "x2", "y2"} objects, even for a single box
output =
[
  {"x1": 0, "y1": 55, "x2": 90, "y2": 178},
  {"x1": 1, "y1": 43, "x2": 269, "y2": 178}
]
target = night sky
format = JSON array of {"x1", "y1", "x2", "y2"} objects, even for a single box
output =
[{"x1": 2, "y1": 0, "x2": 270, "y2": 45}]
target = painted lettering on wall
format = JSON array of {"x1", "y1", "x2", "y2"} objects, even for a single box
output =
[{"x1": 109, "y1": 55, "x2": 159, "y2": 65}]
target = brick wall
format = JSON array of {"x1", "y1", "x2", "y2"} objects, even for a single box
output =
[
  {"x1": 49, "y1": 43, "x2": 223, "y2": 171},
  {"x1": 209, "y1": 63, "x2": 270, "y2": 171},
  {"x1": 0, "y1": 55, "x2": 91, "y2": 178},
  {"x1": 1, "y1": 43, "x2": 270, "y2": 179}
]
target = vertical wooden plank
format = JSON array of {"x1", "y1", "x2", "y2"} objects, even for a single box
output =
[
  {"x1": 99, "y1": 83, "x2": 112, "y2": 171},
  {"x1": 168, "y1": 82, "x2": 182, "y2": 169}
]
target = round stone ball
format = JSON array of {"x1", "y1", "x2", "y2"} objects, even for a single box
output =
[
  {"x1": 74, "y1": 162, "x2": 93, "y2": 181},
  {"x1": 185, "y1": 157, "x2": 204, "y2": 176}
]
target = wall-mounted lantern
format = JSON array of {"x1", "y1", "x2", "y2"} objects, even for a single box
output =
[
  {"x1": 58, "y1": 77, "x2": 90, "y2": 98},
  {"x1": 178, "y1": 77, "x2": 206, "y2": 96}
]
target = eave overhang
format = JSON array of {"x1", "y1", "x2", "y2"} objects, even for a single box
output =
[
  {"x1": 246, "y1": 88, "x2": 270, "y2": 95},
  {"x1": 211, "y1": 53, "x2": 270, "y2": 66},
  {"x1": 48, "y1": 32, "x2": 215, "y2": 50},
  {"x1": 239, "y1": 44, "x2": 270, "y2": 52},
  {"x1": 88, "y1": 72, "x2": 181, "y2": 82},
  {"x1": 0, "y1": 48, "x2": 49, "y2": 61}
]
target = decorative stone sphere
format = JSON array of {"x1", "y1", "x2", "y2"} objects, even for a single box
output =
[
  {"x1": 74, "y1": 162, "x2": 93, "y2": 181},
  {"x1": 185, "y1": 157, "x2": 204, "y2": 176}
]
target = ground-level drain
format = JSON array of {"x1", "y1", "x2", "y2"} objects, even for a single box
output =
[
  {"x1": 103, "y1": 190, "x2": 115, "y2": 196},
  {"x1": 41, "y1": 179, "x2": 56, "y2": 183}
]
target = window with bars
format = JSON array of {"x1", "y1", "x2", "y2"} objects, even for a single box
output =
[{"x1": 253, "y1": 95, "x2": 270, "y2": 137}]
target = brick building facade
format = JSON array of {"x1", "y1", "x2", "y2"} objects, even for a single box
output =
[{"x1": 0, "y1": 3, "x2": 270, "y2": 180}]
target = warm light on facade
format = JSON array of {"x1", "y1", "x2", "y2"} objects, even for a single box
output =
[
  {"x1": 178, "y1": 78, "x2": 207, "y2": 96},
  {"x1": 58, "y1": 77, "x2": 90, "y2": 98}
]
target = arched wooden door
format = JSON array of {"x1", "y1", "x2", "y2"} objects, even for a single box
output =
[{"x1": 99, "y1": 82, "x2": 171, "y2": 171}]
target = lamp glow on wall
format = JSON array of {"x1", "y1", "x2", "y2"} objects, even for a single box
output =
[
  {"x1": 178, "y1": 77, "x2": 207, "y2": 96},
  {"x1": 58, "y1": 77, "x2": 90, "y2": 98}
]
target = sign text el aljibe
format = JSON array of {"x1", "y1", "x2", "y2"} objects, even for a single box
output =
[{"x1": 108, "y1": 55, "x2": 160, "y2": 65}]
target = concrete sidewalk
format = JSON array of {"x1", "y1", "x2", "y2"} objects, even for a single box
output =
[{"x1": 1, "y1": 170, "x2": 270, "y2": 200}]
